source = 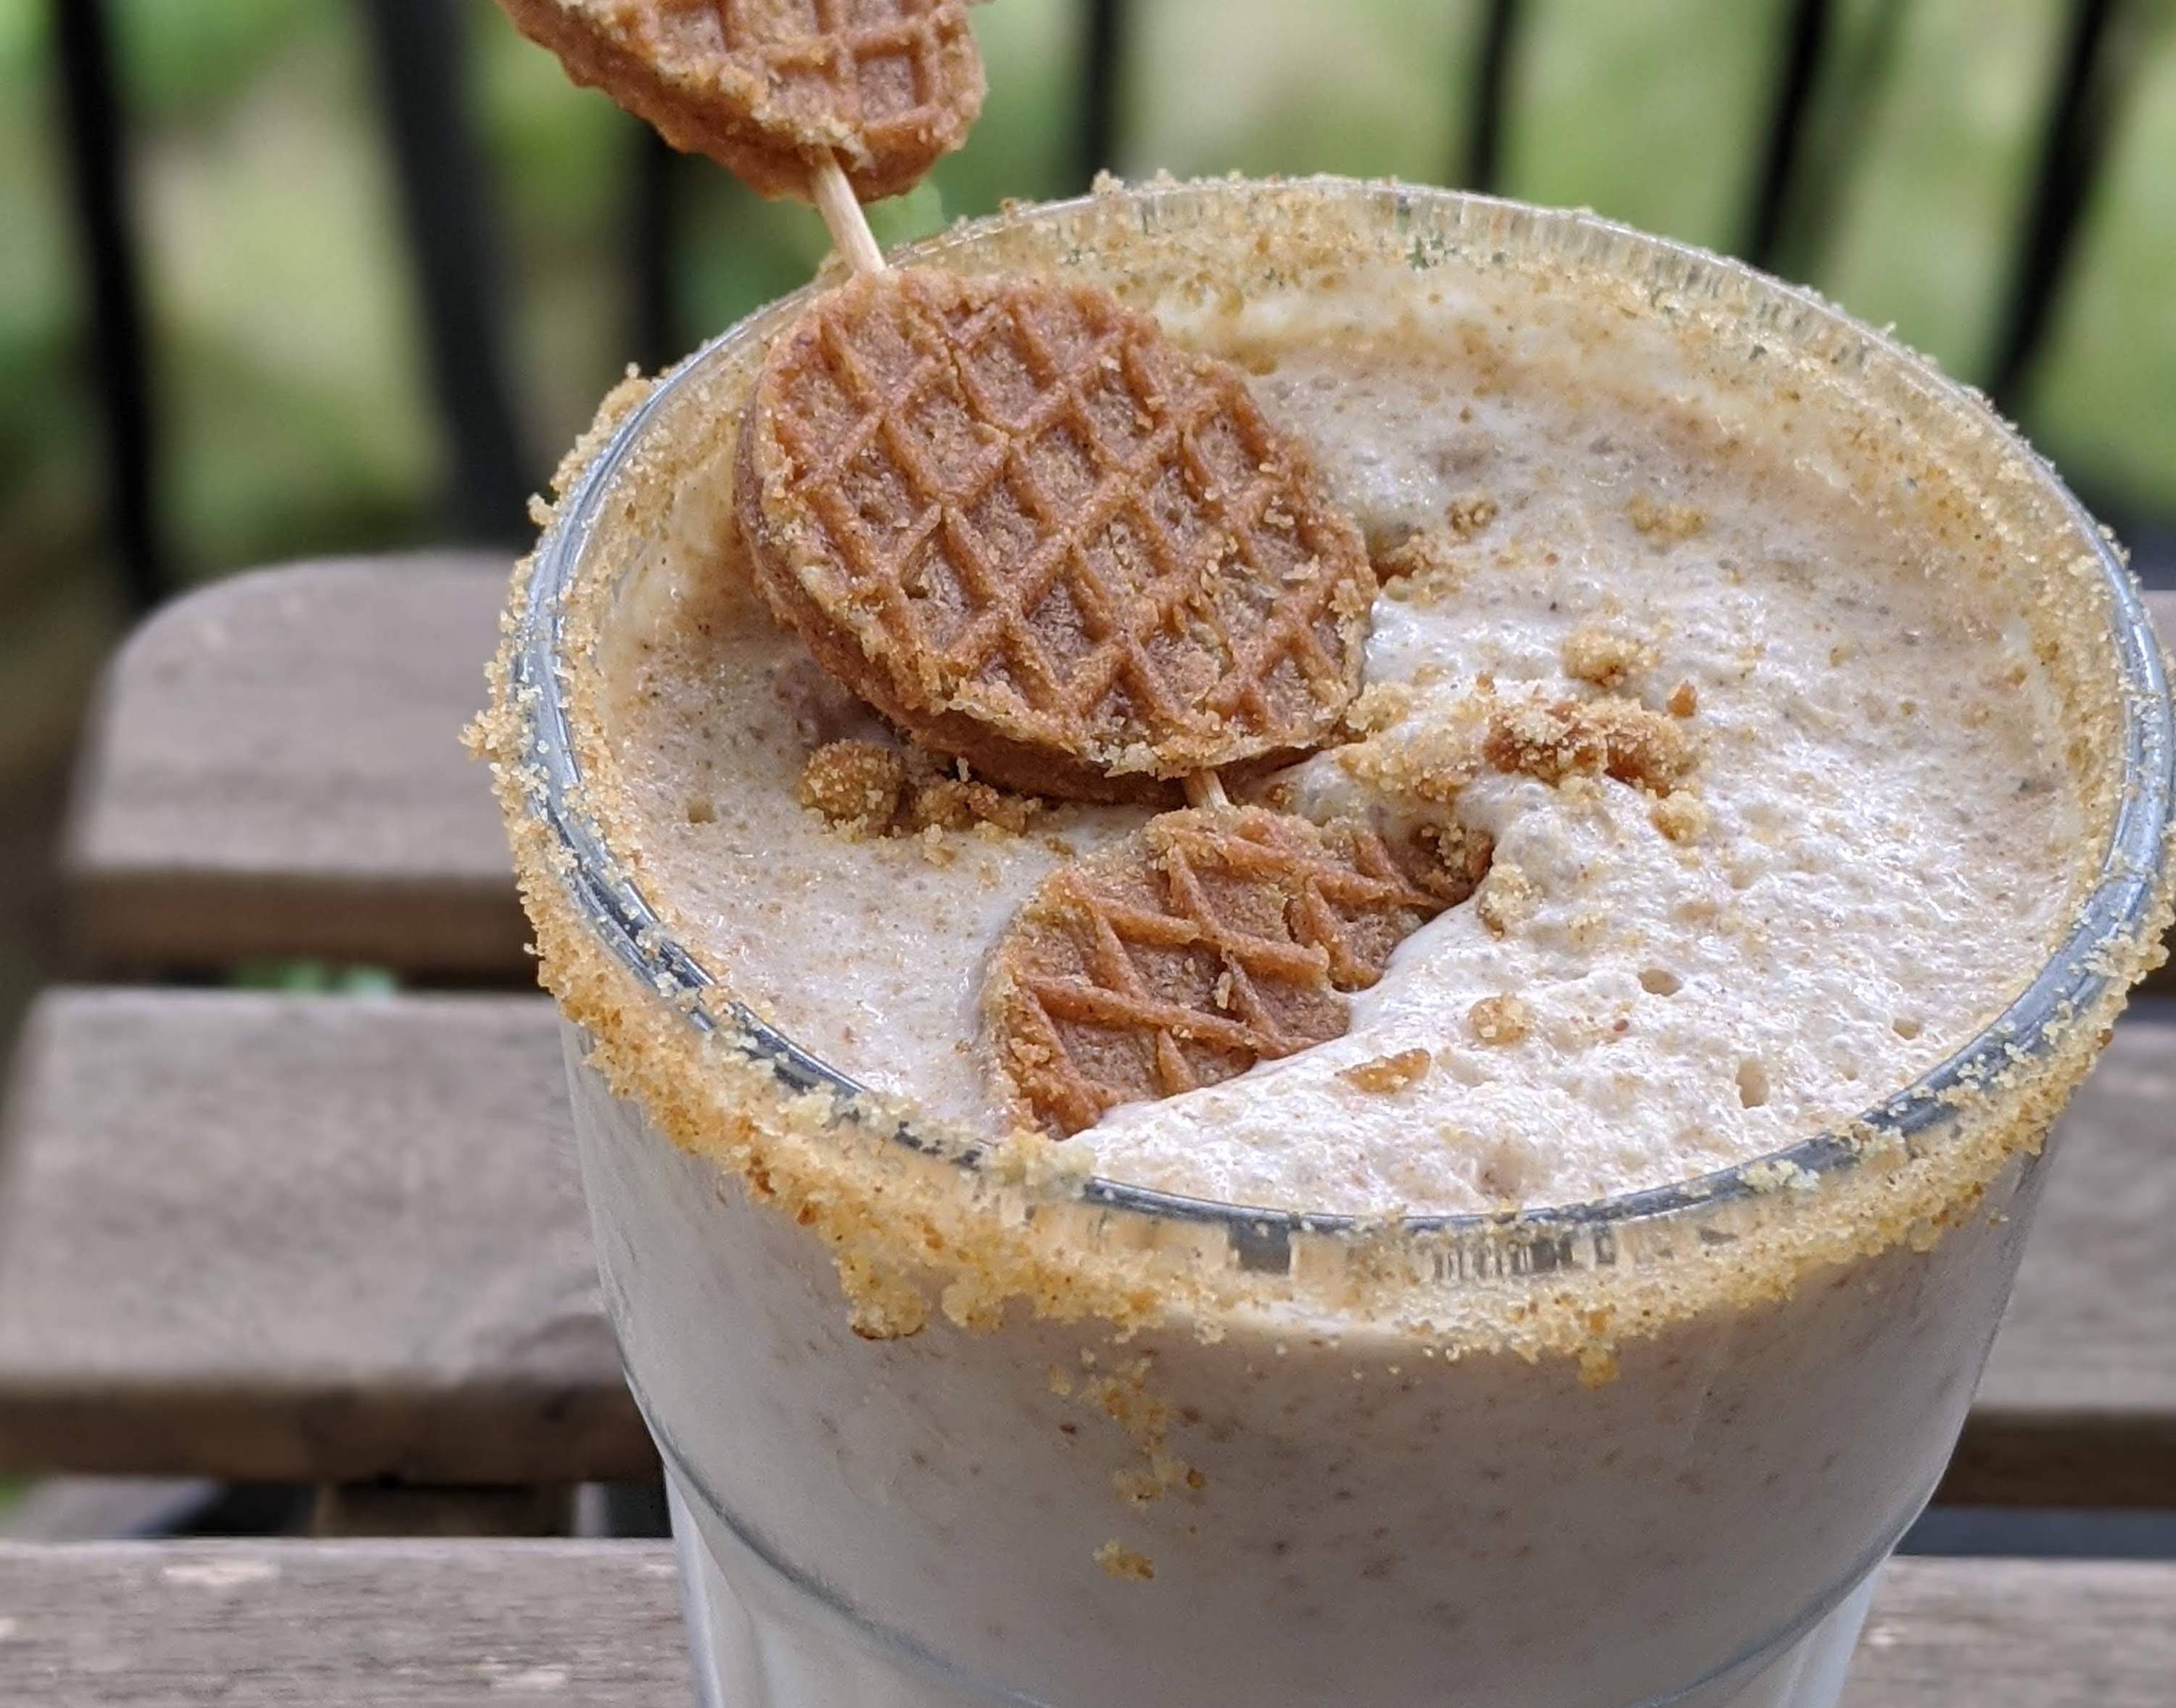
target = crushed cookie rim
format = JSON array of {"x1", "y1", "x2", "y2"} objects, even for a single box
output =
[{"x1": 508, "y1": 174, "x2": 2173, "y2": 1252}]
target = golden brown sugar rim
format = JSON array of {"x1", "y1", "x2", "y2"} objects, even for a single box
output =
[{"x1": 477, "y1": 176, "x2": 2175, "y2": 1363}]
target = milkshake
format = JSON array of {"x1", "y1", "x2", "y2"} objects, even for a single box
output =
[{"x1": 478, "y1": 178, "x2": 2174, "y2": 1708}]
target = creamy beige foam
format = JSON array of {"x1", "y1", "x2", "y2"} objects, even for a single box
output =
[
  {"x1": 597, "y1": 291, "x2": 2075, "y2": 1215},
  {"x1": 490, "y1": 180, "x2": 2166, "y2": 1708}
]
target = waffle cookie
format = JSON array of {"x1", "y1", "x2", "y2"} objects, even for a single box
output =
[
  {"x1": 986, "y1": 807, "x2": 1446, "y2": 1136},
  {"x1": 493, "y1": 0, "x2": 983, "y2": 201},
  {"x1": 737, "y1": 268, "x2": 1377, "y2": 801}
]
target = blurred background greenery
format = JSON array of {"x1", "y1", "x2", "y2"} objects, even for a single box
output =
[{"x1": 3, "y1": 0, "x2": 2175, "y2": 1063}]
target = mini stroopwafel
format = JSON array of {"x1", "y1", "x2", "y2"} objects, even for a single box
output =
[
  {"x1": 492, "y1": 0, "x2": 983, "y2": 201},
  {"x1": 737, "y1": 268, "x2": 1377, "y2": 801},
  {"x1": 986, "y1": 807, "x2": 1445, "y2": 1135}
]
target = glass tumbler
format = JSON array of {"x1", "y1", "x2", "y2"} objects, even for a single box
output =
[{"x1": 485, "y1": 178, "x2": 2175, "y2": 1708}]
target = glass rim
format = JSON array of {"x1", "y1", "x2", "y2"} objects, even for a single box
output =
[{"x1": 510, "y1": 175, "x2": 2173, "y2": 1242}]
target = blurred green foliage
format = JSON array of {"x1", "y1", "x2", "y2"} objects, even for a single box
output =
[
  {"x1": 1, "y1": 0, "x2": 2170, "y2": 1144},
  {"x1": 230, "y1": 960, "x2": 400, "y2": 996},
  {"x1": 3, "y1": 0, "x2": 2175, "y2": 630}
]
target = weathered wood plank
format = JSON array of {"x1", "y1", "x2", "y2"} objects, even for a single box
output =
[
  {"x1": 0, "y1": 1540, "x2": 690, "y2": 1706},
  {"x1": 0, "y1": 989, "x2": 2169, "y2": 1498},
  {"x1": 1840, "y1": 1558, "x2": 2176, "y2": 1707},
  {"x1": 0, "y1": 1543, "x2": 2168, "y2": 1706},
  {"x1": 63, "y1": 555, "x2": 527, "y2": 977},
  {"x1": 2149, "y1": 590, "x2": 2175, "y2": 994},
  {"x1": 59, "y1": 570, "x2": 2176, "y2": 986},
  {"x1": 1938, "y1": 1002, "x2": 2176, "y2": 1506},
  {"x1": 0, "y1": 990, "x2": 648, "y2": 1483}
]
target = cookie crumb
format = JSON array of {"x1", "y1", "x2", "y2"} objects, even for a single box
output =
[
  {"x1": 799, "y1": 740, "x2": 907, "y2": 834},
  {"x1": 1475, "y1": 861, "x2": 1540, "y2": 936},
  {"x1": 1562, "y1": 626, "x2": 1659, "y2": 690},
  {"x1": 1485, "y1": 697, "x2": 1694, "y2": 794},
  {"x1": 1339, "y1": 710, "x2": 1489, "y2": 805},
  {"x1": 1628, "y1": 493, "x2": 1707, "y2": 542},
  {"x1": 1667, "y1": 680, "x2": 1699, "y2": 719},
  {"x1": 1338, "y1": 1048, "x2": 1432, "y2": 1093},
  {"x1": 915, "y1": 822, "x2": 959, "y2": 867},
  {"x1": 1652, "y1": 790, "x2": 1711, "y2": 843},
  {"x1": 905, "y1": 772, "x2": 1042, "y2": 836},
  {"x1": 1373, "y1": 527, "x2": 1465, "y2": 603},
  {"x1": 1467, "y1": 994, "x2": 1533, "y2": 1046},
  {"x1": 1095, "y1": 1540, "x2": 1155, "y2": 1582},
  {"x1": 1406, "y1": 820, "x2": 1494, "y2": 904},
  {"x1": 1483, "y1": 701, "x2": 1608, "y2": 785},
  {"x1": 1586, "y1": 698, "x2": 1697, "y2": 793},
  {"x1": 1445, "y1": 493, "x2": 1499, "y2": 540},
  {"x1": 801, "y1": 740, "x2": 1042, "y2": 841},
  {"x1": 1344, "y1": 680, "x2": 1415, "y2": 737}
]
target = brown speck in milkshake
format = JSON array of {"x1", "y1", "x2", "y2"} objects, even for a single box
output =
[
  {"x1": 800, "y1": 739, "x2": 1042, "y2": 841},
  {"x1": 1484, "y1": 696, "x2": 1691, "y2": 793},
  {"x1": 1467, "y1": 995, "x2": 1533, "y2": 1046},
  {"x1": 1339, "y1": 1049, "x2": 1433, "y2": 1094},
  {"x1": 1651, "y1": 791, "x2": 1711, "y2": 844},
  {"x1": 1475, "y1": 862, "x2": 1540, "y2": 936},
  {"x1": 1445, "y1": 492, "x2": 1499, "y2": 540},
  {"x1": 1562, "y1": 626, "x2": 1659, "y2": 691},
  {"x1": 799, "y1": 739, "x2": 906, "y2": 835},
  {"x1": 1628, "y1": 492, "x2": 1707, "y2": 542}
]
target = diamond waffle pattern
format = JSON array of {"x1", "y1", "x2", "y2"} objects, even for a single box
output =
[
  {"x1": 705, "y1": 0, "x2": 972, "y2": 168},
  {"x1": 991, "y1": 808, "x2": 1445, "y2": 1136},
  {"x1": 492, "y1": 0, "x2": 981, "y2": 202},
  {"x1": 741, "y1": 268, "x2": 1374, "y2": 799}
]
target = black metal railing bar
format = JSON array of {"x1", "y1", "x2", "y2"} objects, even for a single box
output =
[
  {"x1": 630, "y1": 125, "x2": 684, "y2": 375},
  {"x1": 47, "y1": 0, "x2": 165, "y2": 611},
  {"x1": 1986, "y1": 0, "x2": 2143, "y2": 416},
  {"x1": 1075, "y1": 0, "x2": 1128, "y2": 189},
  {"x1": 41, "y1": 0, "x2": 2169, "y2": 609},
  {"x1": 359, "y1": 0, "x2": 534, "y2": 545},
  {"x1": 1462, "y1": 0, "x2": 1523, "y2": 193},
  {"x1": 1742, "y1": 0, "x2": 1833, "y2": 269}
]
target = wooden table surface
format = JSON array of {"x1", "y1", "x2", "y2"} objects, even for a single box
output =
[
  {"x1": 1, "y1": 986, "x2": 2172, "y2": 1503},
  {"x1": 6, "y1": 560, "x2": 2172, "y2": 1503},
  {"x1": 0, "y1": 1544, "x2": 2170, "y2": 1707},
  {"x1": 0, "y1": 558, "x2": 2168, "y2": 1699},
  {"x1": 57, "y1": 558, "x2": 2176, "y2": 990}
]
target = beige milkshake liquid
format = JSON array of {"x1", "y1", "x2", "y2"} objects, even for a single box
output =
[
  {"x1": 485, "y1": 178, "x2": 2172, "y2": 1708},
  {"x1": 593, "y1": 253, "x2": 2076, "y2": 1216}
]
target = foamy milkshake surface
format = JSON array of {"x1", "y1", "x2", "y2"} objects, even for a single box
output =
[
  {"x1": 592, "y1": 262, "x2": 2078, "y2": 1218},
  {"x1": 492, "y1": 181, "x2": 2171, "y2": 1708}
]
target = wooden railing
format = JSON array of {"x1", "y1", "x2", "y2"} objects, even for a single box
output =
[{"x1": 42, "y1": 0, "x2": 2164, "y2": 613}]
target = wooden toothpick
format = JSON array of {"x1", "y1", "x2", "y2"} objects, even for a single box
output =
[
  {"x1": 1183, "y1": 771, "x2": 1232, "y2": 812},
  {"x1": 812, "y1": 154, "x2": 887, "y2": 276},
  {"x1": 814, "y1": 152, "x2": 1220, "y2": 820}
]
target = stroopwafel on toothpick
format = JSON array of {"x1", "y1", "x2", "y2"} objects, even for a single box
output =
[
  {"x1": 499, "y1": 0, "x2": 1451, "y2": 1136},
  {"x1": 735, "y1": 266, "x2": 1378, "y2": 801},
  {"x1": 492, "y1": 0, "x2": 984, "y2": 202}
]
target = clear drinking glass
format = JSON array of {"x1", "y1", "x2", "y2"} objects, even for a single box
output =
[{"x1": 486, "y1": 178, "x2": 2175, "y2": 1708}]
